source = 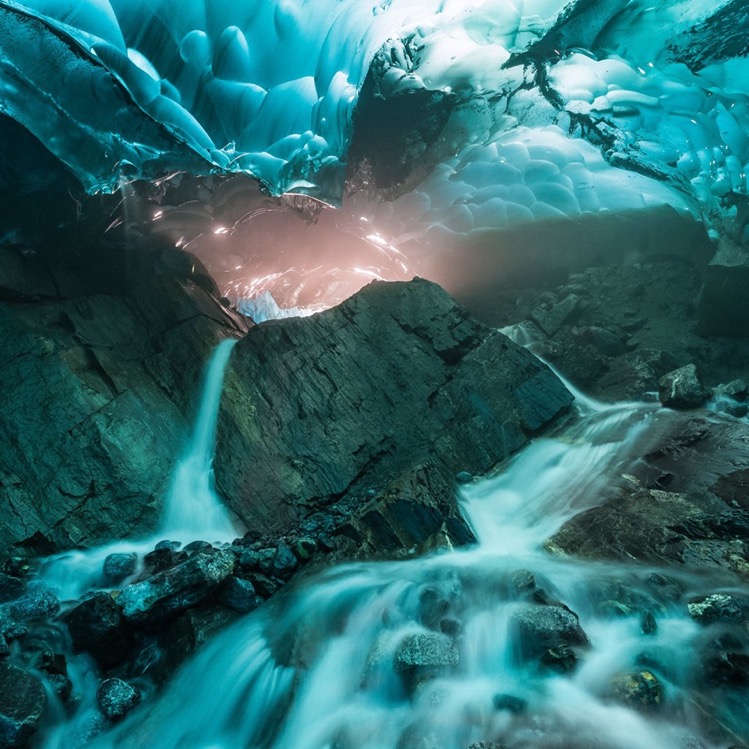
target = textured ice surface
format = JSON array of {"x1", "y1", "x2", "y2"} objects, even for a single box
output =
[{"x1": 1, "y1": 0, "x2": 748, "y2": 216}]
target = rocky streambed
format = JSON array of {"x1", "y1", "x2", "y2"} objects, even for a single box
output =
[{"x1": 0, "y1": 242, "x2": 748, "y2": 748}]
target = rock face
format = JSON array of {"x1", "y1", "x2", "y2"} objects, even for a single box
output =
[
  {"x1": 215, "y1": 279, "x2": 572, "y2": 542},
  {"x1": 548, "y1": 412, "x2": 749, "y2": 577},
  {"x1": 0, "y1": 238, "x2": 248, "y2": 553},
  {"x1": 483, "y1": 260, "x2": 749, "y2": 401}
]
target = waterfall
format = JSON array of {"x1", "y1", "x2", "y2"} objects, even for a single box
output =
[
  {"x1": 39, "y1": 339, "x2": 238, "y2": 601},
  {"x1": 83, "y1": 397, "x2": 737, "y2": 749},
  {"x1": 160, "y1": 337, "x2": 238, "y2": 541}
]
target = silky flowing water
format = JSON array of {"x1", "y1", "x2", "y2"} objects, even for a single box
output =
[{"x1": 36, "y1": 343, "x2": 747, "y2": 749}]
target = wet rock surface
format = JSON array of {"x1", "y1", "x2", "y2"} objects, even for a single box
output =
[
  {"x1": 0, "y1": 238, "x2": 248, "y2": 553},
  {"x1": 548, "y1": 410, "x2": 749, "y2": 578},
  {"x1": 0, "y1": 662, "x2": 45, "y2": 748},
  {"x1": 216, "y1": 278, "x2": 572, "y2": 543},
  {"x1": 486, "y1": 260, "x2": 749, "y2": 400}
]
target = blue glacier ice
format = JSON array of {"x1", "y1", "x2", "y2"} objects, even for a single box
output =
[{"x1": 1, "y1": 0, "x2": 748, "y2": 221}]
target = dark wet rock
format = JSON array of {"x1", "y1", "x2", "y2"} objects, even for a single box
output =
[
  {"x1": 183, "y1": 541, "x2": 213, "y2": 553},
  {"x1": 331, "y1": 460, "x2": 478, "y2": 559},
  {"x1": 143, "y1": 548, "x2": 176, "y2": 574},
  {"x1": 0, "y1": 663, "x2": 45, "y2": 748},
  {"x1": 394, "y1": 633, "x2": 460, "y2": 674},
  {"x1": 97, "y1": 678, "x2": 141, "y2": 722},
  {"x1": 704, "y1": 650, "x2": 749, "y2": 686},
  {"x1": 294, "y1": 538, "x2": 317, "y2": 561},
  {"x1": 658, "y1": 364, "x2": 709, "y2": 409},
  {"x1": 103, "y1": 553, "x2": 138, "y2": 583},
  {"x1": 0, "y1": 575, "x2": 24, "y2": 605},
  {"x1": 465, "y1": 743, "x2": 506, "y2": 749},
  {"x1": 158, "y1": 604, "x2": 238, "y2": 682},
  {"x1": 0, "y1": 636, "x2": 9, "y2": 658},
  {"x1": 47, "y1": 673, "x2": 73, "y2": 702},
  {"x1": 1, "y1": 559, "x2": 29, "y2": 579},
  {"x1": 0, "y1": 239, "x2": 248, "y2": 553},
  {"x1": 418, "y1": 587, "x2": 449, "y2": 631},
  {"x1": 540, "y1": 643, "x2": 578, "y2": 672},
  {"x1": 511, "y1": 604, "x2": 589, "y2": 661},
  {"x1": 10, "y1": 588, "x2": 59, "y2": 622},
  {"x1": 641, "y1": 611, "x2": 658, "y2": 635},
  {"x1": 245, "y1": 573, "x2": 279, "y2": 599},
  {"x1": 216, "y1": 576, "x2": 260, "y2": 614},
  {"x1": 530, "y1": 294, "x2": 581, "y2": 336},
  {"x1": 549, "y1": 412, "x2": 749, "y2": 577},
  {"x1": 154, "y1": 540, "x2": 181, "y2": 551},
  {"x1": 64, "y1": 592, "x2": 129, "y2": 669},
  {"x1": 271, "y1": 543, "x2": 298, "y2": 579},
  {"x1": 117, "y1": 549, "x2": 235, "y2": 624},
  {"x1": 610, "y1": 670, "x2": 663, "y2": 709},
  {"x1": 0, "y1": 610, "x2": 27, "y2": 644},
  {"x1": 492, "y1": 694, "x2": 527, "y2": 713},
  {"x1": 216, "y1": 279, "x2": 572, "y2": 545},
  {"x1": 688, "y1": 594, "x2": 746, "y2": 624}
]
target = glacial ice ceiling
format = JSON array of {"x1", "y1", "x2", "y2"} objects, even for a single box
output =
[{"x1": 1, "y1": 0, "x2": 749, "y2": 312}]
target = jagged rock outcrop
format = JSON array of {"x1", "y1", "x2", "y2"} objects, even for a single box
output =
[
  {"x1": 215, "y1": 278, "x2": 573, "y2": 543},
  {"x1": 0, "y1": 240, "x2": 248, "y2": 553}
]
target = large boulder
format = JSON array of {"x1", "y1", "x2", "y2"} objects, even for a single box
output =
[{"x1": 215, "y1": 279, "x2": 572, "y2": 539}]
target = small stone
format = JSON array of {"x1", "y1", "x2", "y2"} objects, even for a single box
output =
[
  {"x1": 510, "y1": 570, "x2": 535, "y2": 594},
  {"x1": 238, "y1": 548, "x2": 261, "y2": 571},
  {"x1": 511, "y1": 604, "x2": 589, "y2": 661},
  {"x1": 10, "y1": 587, "x2": 60, "y2": 621},
  {"x1": 97, "y1": 678, "x2": 141, "y2": 721},
  {"x1": 540, "y1": 643, "x2": 577, "y2": 672},
  {"x1": 1, "y1": 558, "x2": 29, "y2": 578},
  {"x1": 64, "y1": 593, "x2": 129, "y2": 669},
  {"x1": 0, "y1": 663, "x2": 46, "y2": 747},
  {"x1": 143, "y1": 548, "x2": 175, "y2": 573},
  {"x1": 294, "y1": 538, "x2": 317, "y2": 561},
  {"x1": 641, "y1": 611, "x2": 657, "y2": 635},
  {"x1": 394, "y1": 633, "x2": 459, "y2": 673},
  {"x1": 103, "y1": 553, "x2": 138, "y2": 583},
  {"x1": 47, "y1": 673, "x2": 73, "y2": 702},
  {"x1": 256, "y1": 548, "x2": 277, "y2": 575},
  {"x1": 658, "y1": 364, "x2": 708, "y2": 409},
  {"x1": 154, "y1": 540, "x2": 181, "y2": 551},
  {"x1": 272, "y1": 543, "x2": 298, "y2": 579},
  {"x1": 610, "y1": 670, "x2": 662, "y2": 708},
  {"x1": 492, "y1": 694, "x2": 526, "y2": 713},
  {"x1": 418, "y1": 587, "x2": 448, "y2": 630},
  {"x1": 217, "y1": 577, "x2": 260, "y2": 614},
  {"x1": 183, "y1": 541, "x2": 213, "y2": 553},
  {"x1": 455, "y1": 471, "x2": 473, "y2": 485},
  {"x1": 688, "y1": 594, "x2": 745, "y2": 624}
]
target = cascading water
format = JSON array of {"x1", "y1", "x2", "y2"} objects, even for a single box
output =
[
  {"x1": 39, "y1": 338, "x2": 238, "y2": 602},
  {"x1": 161, "y1": 337, "x2": 238, "y2": 541},
  {"x1": 67, "y1": 395, "x2": 744, "y2": 749}
]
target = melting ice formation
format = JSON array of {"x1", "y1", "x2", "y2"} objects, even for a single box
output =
[{"x1": 1, "y1": 0, "x2": 749, "y2": 237}]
